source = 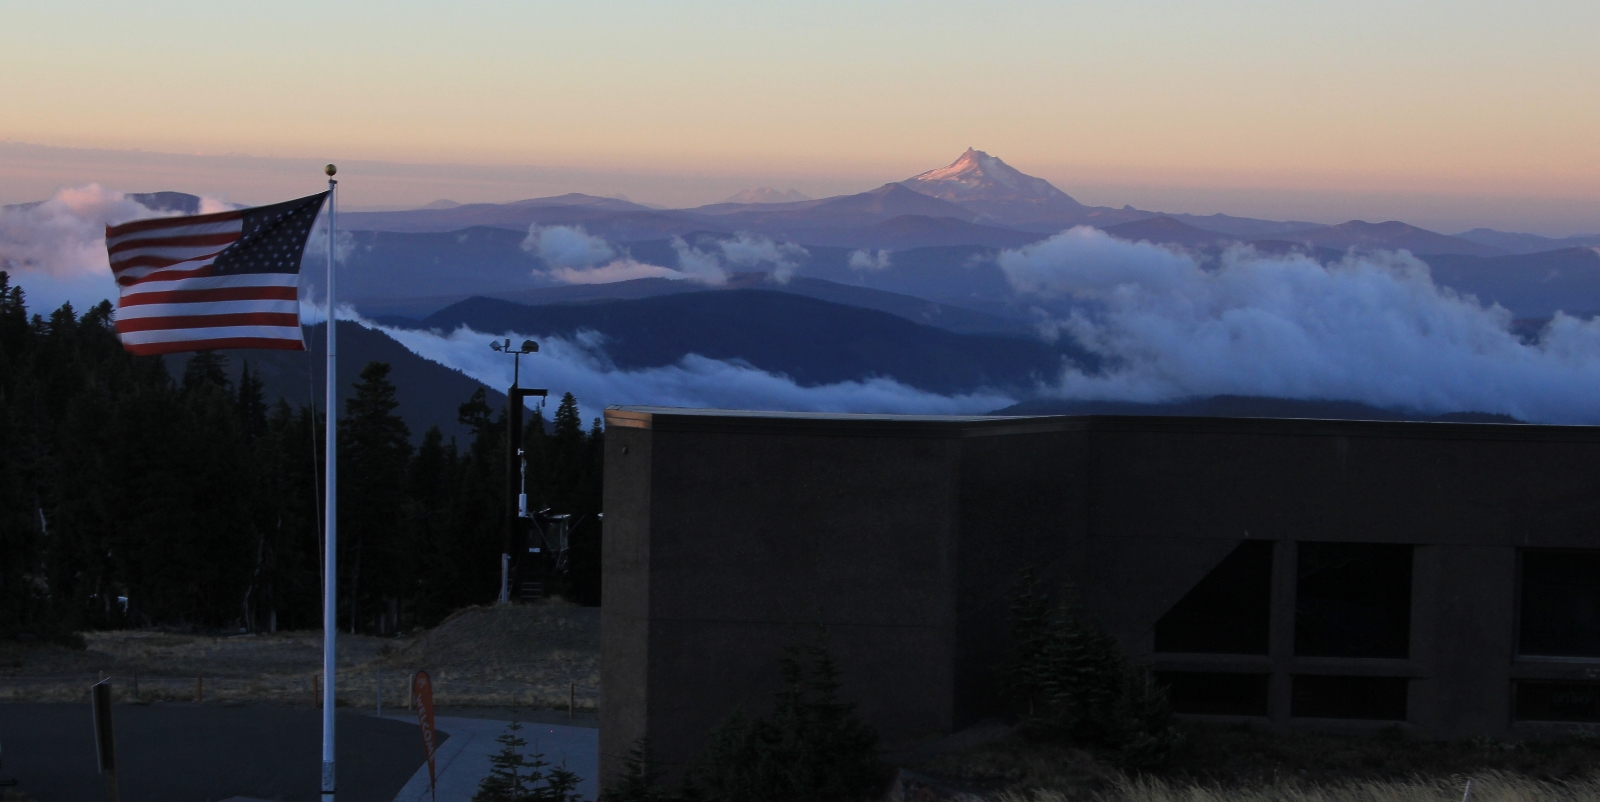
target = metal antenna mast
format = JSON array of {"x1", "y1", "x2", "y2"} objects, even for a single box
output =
[{"x1": 491, "y1": 338, "x2": 545, "y2": 603}]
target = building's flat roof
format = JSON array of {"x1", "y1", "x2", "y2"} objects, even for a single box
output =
[
  {"x1": 606, "y1": 406, "x2": 1015, "y2": 423},
  {"x1": 604, "y1": 405, "x2": 1600, "y2": 443}
]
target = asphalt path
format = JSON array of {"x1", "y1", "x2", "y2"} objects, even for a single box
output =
[{"x1": 0, "y1": 702, "x2": 440, "y2": 802}]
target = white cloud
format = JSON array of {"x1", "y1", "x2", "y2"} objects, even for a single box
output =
[
  {"x1": 848, "y1": 249, "x2": 893, "y2": 271},
  {"x1": 668, "y1": 237, "x2": 730, "y2": 285},
  {"x1": 550, "y1": 259, "x2": 685, "y2": 284},
  {"x1": 717, "y1": 232, "x2": 809, "y2": 282},
  {"x1": 353, "y1": 314, "x2": 1014, "y2": 423},
  {"x1": 524, "y1": 223, "x2": 736, "y2": 285},
  {"x1": 522, "y1": 224, "x2": 616, "y2": 268},
  {"x1": 670, "y1": 233, "x2": 808, "y2": 284},
  {"x1": 0, "y1": 184, "x2": 302, "y2": 313},
  {"x1": 0, "y1": 185, "x2": 168, "y2": 311},
  {"x1": 999, "y1": 226, "x2": 1600, "y2": 423}
]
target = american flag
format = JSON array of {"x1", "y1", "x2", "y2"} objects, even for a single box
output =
[{"x1": 105, "y1": 191, "x2": 329, "y2": 355}]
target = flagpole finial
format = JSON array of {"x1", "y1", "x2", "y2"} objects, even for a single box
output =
[{"x1": 324, "y1": 164, "x2": 337, "y2": 177}]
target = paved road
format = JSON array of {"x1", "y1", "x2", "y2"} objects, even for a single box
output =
[{"x1": 0, "y1": 702, "x2": 437, "y2": 802}]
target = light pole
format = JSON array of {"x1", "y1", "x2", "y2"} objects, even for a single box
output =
[{"x1": 490, "y1": 339, "x2": 546, "y2": 603}]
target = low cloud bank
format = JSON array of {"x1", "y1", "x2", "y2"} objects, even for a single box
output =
[
  {"x1": 0, "y1": 185, "x2": 164, "y2": 311},
  {"x1": 702, "y1": 233, "x2": 809, "y2": 282},
  {"x1": 523, "y1": 223, "x2": 724, "y2": 285},
  {"x1": 356, "y1": 314, "x2": 1014, "y2": 423},
  {"x1": 999, "y1": 227, "x2": 1600, "y2": 424},
  {"x1": 2, "y1": 184, "x2": 338, "y2": 312},
  {"x1": 522, "y1": 224, "x2": 808, "y2": 286}
]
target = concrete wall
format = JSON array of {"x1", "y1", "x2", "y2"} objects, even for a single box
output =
[{"x1": 599, "y1": 408, "x2": 1600, "y2": 785}]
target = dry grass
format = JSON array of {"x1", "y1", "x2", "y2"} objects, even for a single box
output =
[
  {"x1": 0, "y1": 602, "x2": 599, "y2": 710},
  {"x1": 993, "y1": 771, "x2": 1600, "y2": 802},
  {"x1": 912, "y1": 723, "x2": 1600, "y2": 802},
  {"x1": 374, "y1": 602, "x2": 599, "y2": 709}
]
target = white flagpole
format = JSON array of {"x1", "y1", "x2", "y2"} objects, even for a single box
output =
[{"x1": 321, "y1": 163, "x2": 339, "y2": 801}]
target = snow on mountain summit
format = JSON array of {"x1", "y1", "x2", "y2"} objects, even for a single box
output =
[
  {"x1": 905, "y1": 148, "x2": 1078, "y2": 205},
  {"x1": 900, "y1": 148, "x2": 1086, "y2": 229}
]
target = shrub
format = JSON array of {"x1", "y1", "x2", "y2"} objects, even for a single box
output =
[
  {"x1": 1002, "y1": 569, "x2": 1179, "y2": 767},
  {"x1": 693, "y1": 633, "x2": 882, "y2": 801},
  {"x1": 603, "y1": 629, "x2": 883, "y2": 802},
  {"x1": 600, "y1": 738, "x2": 698, "y2": 802}
]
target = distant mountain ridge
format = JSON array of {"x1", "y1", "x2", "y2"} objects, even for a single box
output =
[
  {"x1": 71, "y1": 151, "x2": 1598, "y2": 261},
  {"x1": 371, "y1": 272, "x2": 1037, "y2": 337},
  {"x1": 419, "y1": 291, "x2": 1089, "y2": 396},
  {"x1": 316, "y1": 149, "x2": 1581, "y2": 261},
  {"x1": 1104, "y1": 215, "x2": 1506, "y2": 258},
  {"x1": 1275, "y1": 220, "x2": 1504, "y2": 257},
  {"x1": 1455, "y1": 228, "x2": 1600, "y2": 256},
  {"x1": 159, "y1": 321, "x2": 501, "y2": 443},
  {"x1": 725, "y1": 187, "x2": 811, "y2": 204}
]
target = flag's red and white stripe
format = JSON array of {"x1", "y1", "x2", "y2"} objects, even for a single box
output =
[{"x1": 105, "y1": 208, "x2": 304, "y2": 355}]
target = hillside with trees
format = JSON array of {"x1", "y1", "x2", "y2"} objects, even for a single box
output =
[{"x1": 0, "y1": 272, "x2": 602, "y2": 641}]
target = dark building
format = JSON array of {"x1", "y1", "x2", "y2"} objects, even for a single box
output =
[{"x1": 599, "y1": 407, "x2": 1600, "y2": 782}]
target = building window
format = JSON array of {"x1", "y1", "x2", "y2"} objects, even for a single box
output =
[
  {"x1": 1514, "y1": 681, "x2": 1600, "y2": 723},
  {"x1": 1290, "y1": 675, "x2": 1409, "y2": 720},
  {"x1": 1294, "y1": 543, "x2": 1412, "y2": 658},
  {"x1": 1155, "y1": 671, "x2": 1270, "y2": 716},
  {"x1": 1153, "y1": 540, "x2": 1273, "y2": 654},
  {"x1": 1519, "y1": 549, "x2": 1600, "y2": 658}
]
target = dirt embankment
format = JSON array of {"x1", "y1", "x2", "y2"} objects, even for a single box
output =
[
  {"x1": 376, "y1": 603, "x2": 600, "y2": 709},
  {"x1": 0, "y1": 602, "x2": 599, "y2": 710}
]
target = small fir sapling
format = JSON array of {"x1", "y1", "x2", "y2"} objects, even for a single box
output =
[{"x1": 472, "y1": 721, "x2": 583, "y2": 802}]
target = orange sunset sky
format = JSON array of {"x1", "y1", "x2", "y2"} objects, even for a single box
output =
[{"x1": 4, "y1": 0, "x2": 1598, "y2": 233}]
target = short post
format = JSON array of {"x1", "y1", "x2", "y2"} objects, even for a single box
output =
[
  {"x1": 92, "y1": 679, "x2": 120, "y2": 802},
  {"x1": 407, "y1": 673, "x2": 414, "y2": 711},
  {"x1": 568, "y1": 682, "x2": 575, "y2": 719},
  {"x1": 131, "y1": 669, "x2": 139, "y2": 703},
  {"x1": 195, "y1": 673, "x2": 203, "y2": 703}
]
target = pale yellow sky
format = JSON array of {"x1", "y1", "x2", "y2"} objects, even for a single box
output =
[{"x1": 4, "y1": 0, "x2": 1598, "y2": 233}]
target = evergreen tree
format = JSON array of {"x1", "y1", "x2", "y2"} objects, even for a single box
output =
[
  {"x1": 181, "y1": 350, "x2": 230, "y2": 394},
  {"x1": 552, "y1": 393, "x2": 583, "y2": 443},
  {"x1": 601, "y1": 738, "x2": 691, "y2": 802},
  {"x1": 440, "y1": 387, "x2": 509, "y2": 618},
  {"x1": 404, "y1": 425, "x2": 459, "y2": 624},
  {"x1": 1001, "y1": 570, "x2": 1179, "y2": 767},
  {"x1": 237, "y1": 361, "x2": 269, "y2": 442},
  {"x1": 689, "y1": 630, "x2": 881, "y2": 802},
  {"x1": 0, "y1": 276, "x2": 606, "y2": 638},
  {"x1": 338, "y1": 362, "x2": 412, "y2": 633}
]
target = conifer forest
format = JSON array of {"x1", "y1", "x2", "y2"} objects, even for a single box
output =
[{"x1": 0, "y1": 273, "x2": 604, "y2": 640}]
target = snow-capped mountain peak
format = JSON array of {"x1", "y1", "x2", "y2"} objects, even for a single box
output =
[{"x1": 905, "y1": 148, "x2": 1076, "y2": 204}]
